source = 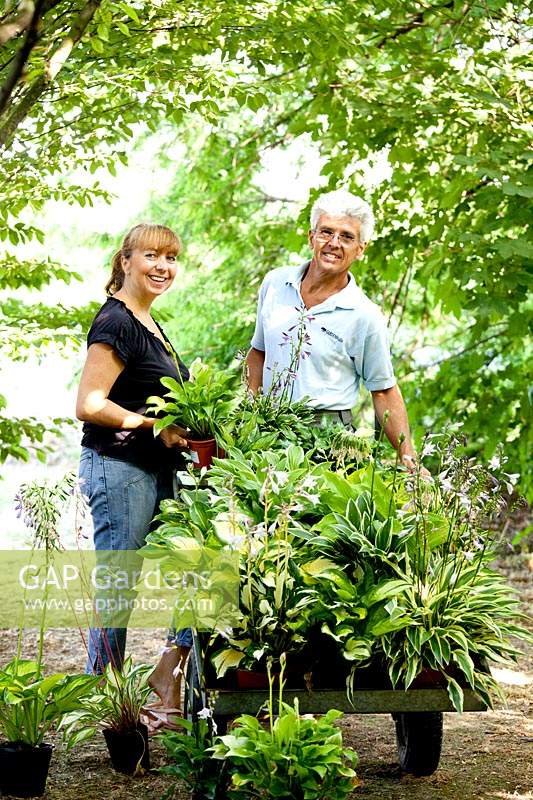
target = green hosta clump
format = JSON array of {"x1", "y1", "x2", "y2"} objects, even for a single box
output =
[
  {"x1": 379, "y1": 555, "x2": 526, "y2": 711},
  {"x1": 203, "y1": 446, "x2": 330, "y2": 674},
  {"x1": 145, "y1": 483, "x2": 227, "y2": 550},
  {"x1": 0, "y1": 659, "x2": 98, "y2": 747},
  {"x1": 302, "y1": 433, "x2": 531, "y2": 711},
  {"x1": 212, "y1": 706, "x2": 358, "y2": 799},
  {"x1": 210, "y1": 509, "x2": 316, "y2": 677},
  {"x1": 211, "y1": 660, "x2": 359, "y2": 799},
  {"x1": 221, "y1": 392, "x2": 319, "y2": 455},
  {"x1": 60, "y1": 657, "x2": 154, "y2": 745},
  {"x1": 147, "y1": 358, "x2": 240, "y2": 439},
  {"x1": 157, "y1": 715, "x2": 228, "y2": 800},
  {"x1": 208, "y1": 444, "x2": 329, "y2": 525}
]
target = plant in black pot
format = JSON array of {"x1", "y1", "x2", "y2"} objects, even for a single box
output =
[
  {"x1": 61, "y1": 657, "x2": 154, "y2": 775},
  {"x1": 0, "y1": 658, "x2": 98, "y2": 798},
  {"x1": 147, "y1": 359, "x2": 239, "y2": 469}
]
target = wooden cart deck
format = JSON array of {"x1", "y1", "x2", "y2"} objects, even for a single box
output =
[{"x1": 208, "y1": 686, "x2": 487, "y2": 715}]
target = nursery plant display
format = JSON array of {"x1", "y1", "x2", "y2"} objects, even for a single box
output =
[
  {"x1": 289, "y1": 443, "x2": 527, "y2": 710},
  {"x1": 0, "y1": 659, "x2": 98, "y2": 797},
  {"x1": 144, "y1": 418, "x2": 529, "y2": 716}
]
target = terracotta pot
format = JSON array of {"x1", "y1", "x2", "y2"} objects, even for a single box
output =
[
  {"x1": 236, "y1": 669, "x2": 274, "y2": 689},
  {"x1": 187, "y1": 438, "x2": 224, "y2": 469},
  {"x1": 0, "y1": 741, "x2": 53, "y2": 797},
  {"x1": 235, "y1": 663, "x2": 308, "y2": 690},
  {"x1": 411, "y1": 665, "x2": 463, "y2": 689}
]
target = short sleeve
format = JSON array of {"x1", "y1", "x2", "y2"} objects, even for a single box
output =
[
  {"x1": 87, "y1": 305, "x2": 138, "y2": 365},
  {"x1": 250, "y1": 276, "x2": 268, "y2": 351},
  {"x1": 361, "y1": 316, "x2": 396, "y2": 392}
]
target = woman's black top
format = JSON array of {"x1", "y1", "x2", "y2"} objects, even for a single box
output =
[{"x1": 81, "y1": 297, "x2": 189, "y2": 472}]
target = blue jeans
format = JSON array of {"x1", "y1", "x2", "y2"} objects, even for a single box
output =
[{"x1": 79, "y1": 447, "x2": 176, "y2": 673}]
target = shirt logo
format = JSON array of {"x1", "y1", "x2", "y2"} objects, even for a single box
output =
[{"x1": 321, "y1": 326, "x2": 343, "y2": 343}]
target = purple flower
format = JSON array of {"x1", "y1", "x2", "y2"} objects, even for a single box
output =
[{"x1": 14, "y1": 493, "x2": 23, "y2": 519}]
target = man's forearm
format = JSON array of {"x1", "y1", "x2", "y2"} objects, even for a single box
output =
[
  {"x1": 245, "y1": 347, "x2": 265, "y2": 394},
  {"x1": 371, "y1": 385, "x2": 416, "y2": 461}
]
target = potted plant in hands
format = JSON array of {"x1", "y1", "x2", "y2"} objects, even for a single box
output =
[
  {"x1": 0, "y1": 659, "x2": 98, "y2": 798},
  {"x1": 147, "y1": 358, "x2": 239, "y2": 469},
  {"x1": 61, "y1": 657, "x2": 154, "y2": 775}
]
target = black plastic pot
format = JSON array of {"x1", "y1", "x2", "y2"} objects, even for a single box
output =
[
  {"x1": 103, "y1": 723, "x2": 150, "y2": 774},
  {"x1": 0, "y1": 741, "x2": 53, "y2": 797}
]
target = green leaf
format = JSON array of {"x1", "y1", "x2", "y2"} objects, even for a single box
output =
[
  {"x1": 91, "y1": 38, "x2": 104, "y2": 54},
  {"x1": 446, "y1": 675, "x2": 465, "y2": 713},
  {"x1": 211, "y1": 648, "x2": 245, "y2": 678}
]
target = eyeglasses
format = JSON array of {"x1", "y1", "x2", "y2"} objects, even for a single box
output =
[{"x1": 313, "y1": 227, "x2": 359, "y2": 246}]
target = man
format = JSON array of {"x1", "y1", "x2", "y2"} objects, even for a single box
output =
[{"x1": 246, "y1": 188, "x2": 420, "y2": 471}]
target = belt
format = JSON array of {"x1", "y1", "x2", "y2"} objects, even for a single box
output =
[{"x1": 312, "y1": 409, "x2": 353, "y2": 428}]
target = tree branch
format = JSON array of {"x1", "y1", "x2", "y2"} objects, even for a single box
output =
[
  {"x1": 0, "y1": 0, "x2": 101, "y2": 150},
  {"x1": 405, "y1": 330, "x2": 506, "y2": 375},
  {"x1": 375, "y1": 0, "x2": 455, "y2": 49},
  {"x1": 0, "y1": 0, "x2": 36, "y2": 45},
  {"x1": 0, "y1": 0, "x2": 45, "y2": 116},
  {"x1": 45, "y1": 0, "x2": 101, "y2": 80}
]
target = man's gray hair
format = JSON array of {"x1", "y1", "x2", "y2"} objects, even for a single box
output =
[{"x1": 310, "y1": 190, "x2": 375, "y2": 244}]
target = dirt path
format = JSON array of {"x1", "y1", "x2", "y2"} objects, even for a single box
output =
[{"x1": 1, "y1": 561, "x2": 531, "y2": 800}]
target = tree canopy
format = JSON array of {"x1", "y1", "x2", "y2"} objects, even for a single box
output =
[{"x1": 1, "y1": 1, "x2": 531, "y2": 493}]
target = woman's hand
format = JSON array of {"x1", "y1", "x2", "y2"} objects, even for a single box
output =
[{"x1": 158, "y1": 424, "x2": 189, "y2": 449}]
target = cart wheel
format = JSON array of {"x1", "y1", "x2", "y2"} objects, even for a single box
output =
[
  {"x1": 394, "y1": 712, "x2": 443, "y2": 776},
  {"x1": 183, "y1": 649, "x2": 203, "y2": 723}
]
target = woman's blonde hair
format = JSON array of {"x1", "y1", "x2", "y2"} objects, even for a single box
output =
[{"x1": 105, "y1": 223, "x2": 182, "y2": 295}]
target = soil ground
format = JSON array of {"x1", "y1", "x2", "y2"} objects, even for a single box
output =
[{"x1": 0, "y1": 556, "x2": 531, "y2": 800}]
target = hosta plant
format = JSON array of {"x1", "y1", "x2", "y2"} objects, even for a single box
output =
[
  {"x1": 302, "y1": 432, "x2": 531, "y2": 711},
  {"x1": 60, "y1": 656, "x2": 154, "y2": 744},
  {"x1": 378, "y1": 554, "x2": 526, "y2": 710},
  {"x1": 211, "y1": 657, "x2": 359, "y2": 799},
  {"x1": 207, "y1": 444, "x2": 329, "y2": 525},
  {"x1": 220, "y1": 391, "x2": 319, "y2": 455},
  {"x1": 209, "y1": 508, "x2": 317, "y2": 677},
  {"x1": 159, "y1": 712, "x2": 228, "y2": 800},
  {"x1": 0, "y1": 659, "x2": 98, "y2": 747},
  {"x1": 147, "y1": 358, "x2": 239, "y2": 440}
]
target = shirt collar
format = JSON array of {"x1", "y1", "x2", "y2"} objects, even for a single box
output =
[{"x1": 285, "y1": 261, "x2": 362, "y2": 310}]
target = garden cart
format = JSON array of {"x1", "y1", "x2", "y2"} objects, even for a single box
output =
[{"x1": 183, "y1": 631, "x2": 488, "y2": 779}]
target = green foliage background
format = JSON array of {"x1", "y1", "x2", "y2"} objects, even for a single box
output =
[{"x1": 0, "y1": 1, "x2": 531, "y2": 494}]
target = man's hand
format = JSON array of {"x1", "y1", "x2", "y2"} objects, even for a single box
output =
[
  {"x1": 245, "y1": 347, "x2": 265, "y2": 395},
  {"x1": 158, "y1": 424, "x2": 189, "y2": 448},
  {"x1": 371, "y1": 386, "x2": 431, "y2": 479},
  {"x1": 401, "y1": 453, "x2": 432, "y2": 480}
]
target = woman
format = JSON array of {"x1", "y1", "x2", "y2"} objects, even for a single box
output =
[{"x1": 76, "y1": 222, "x2": 191, "y2": 718}]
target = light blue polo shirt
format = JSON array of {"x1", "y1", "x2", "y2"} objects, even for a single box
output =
[{"x1": 251, "y1": 262, "x2": 396, "y2": 409}]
